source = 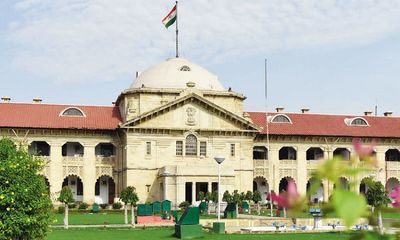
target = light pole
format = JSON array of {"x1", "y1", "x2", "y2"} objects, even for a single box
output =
[{"x1": 214, "y1": 155, "x2": 225, "y2": 221}]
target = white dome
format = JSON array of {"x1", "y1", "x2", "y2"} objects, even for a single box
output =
[{"x1": 130, "y1": 58, "x2": 225, "y2": 90}]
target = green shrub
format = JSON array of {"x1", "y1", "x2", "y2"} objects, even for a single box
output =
[
  {"x1": 57, "y1": 205, "x2": 65, "y2": 214},
  {"x1": 79, "y1": 202, "x2": 89, "y2": 210},
  {"x1": 100, "y1": 203, "x2": 109, "y2": 209},
  {"x1": 179, "y1": 201, "x2": 190, "y2": 210},
  {"x1": 112, "y1": 202, "x2": 123, "y2": 210},
  {"x1": 68, "y1": 203, "x2": 77, "y2": 209}
]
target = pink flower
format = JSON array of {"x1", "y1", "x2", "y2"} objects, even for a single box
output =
[
  {"x1": 352, "y1": 138, "x2": 376, "y2": 160},
  {"x1": 270, "y1": 181, "x2": 299, "y2": 208},
  {"x1": 389, "y1": 186, "x2": 400, "y2": 208}
]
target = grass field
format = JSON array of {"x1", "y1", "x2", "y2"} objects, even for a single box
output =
[
  {"x1": 53, "y1": 212, "x2": 130, "y2": 225},
  {"x1": 48, "y1": 228, "x2": 357, "y2": 240}
]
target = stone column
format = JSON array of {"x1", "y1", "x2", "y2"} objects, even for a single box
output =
[
  {"x1": 269, "y1": 145, "x2": 280, "y2": 192},
  {"x1": 208, "y1": 182, "x2": 212, "y2": 193},
  {"x1": 83, "y1": 144, "x2": 96, "y2": 204},
  {"x1": 297, "y1": 146, "x2": 307, "y2": 195},
  {"x1": 192, "y1": 182, "x2": 196, "y2": 204},
  {"x1": 176, "y1": 178, "x2": 185, "y2": 208},
  {"x1": 163, "y1": 176, "x2": 168, "y2": 200},
  {"x1": 49, "y1": 142, "x2": 64, "y2": 202},
  {"x1": 375, "y1": 149, "x2": 386, "y2": 184}
]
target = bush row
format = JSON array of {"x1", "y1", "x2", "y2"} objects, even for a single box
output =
[{"x1": 56, "y1": 202, "x2": 123, "y2": 213}]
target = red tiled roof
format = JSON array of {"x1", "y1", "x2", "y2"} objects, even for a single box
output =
[
  {"x1": 0, "y1": 103, "x2": 121, "y2": 130},
  {"x1": 247, "y1": 112, "x2": 400, "y2": 138}
]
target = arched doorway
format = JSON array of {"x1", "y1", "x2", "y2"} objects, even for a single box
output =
[
  {"x1": 62, "y1": 142, "x2": 84, "y2": 157},
  {"x1": 279, "y1": 177, "x2": 296, "y2": 193},
  {"x1": 333, "y1": 148, "x2": 350, "y2": 160},
  {"x1": 253, "y1": 177, "x2": 269, "y2": 203},
  {"x1": 335, "y1": 177, "x2": 350, "y2": 190},
  {"x1": 386, "y1": 177, "x2": 400, "y2": 192},
  {"x1": 62, "y1": 175, "x2": 83, "y2": 202},
  {"x1": 359, "y1": 177, "x2": 373, "y2": 195},
  {"x1": 306, "y1": 178, "x2": 324, "y2": 203},
  {"x1": 29, "y1": 141, "x2": 50, "y2": 156},
  {"x1": 95, "y1": 176, "x2": 116, "y2": 204}
]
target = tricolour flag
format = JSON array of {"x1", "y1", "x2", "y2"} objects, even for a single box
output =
[{"x1": 162, "y1": 4, "x2": 177, "y2": 28}]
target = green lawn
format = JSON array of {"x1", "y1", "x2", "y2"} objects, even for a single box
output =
[
  {"x1": 382, "y1": 212, "x2": 400, "y2": 219},
  {"x1": 48, "y1": 228, "x2": 356, "y2": 240},
  {"x1": 52, "y1": 211, "x2": 218, "y2": 225},
  {"x1": 53, "y1": 212, "x2": 130, "y2": 225}
]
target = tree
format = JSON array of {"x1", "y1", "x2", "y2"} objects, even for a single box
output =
[
  {"x1": 222, "y1": 190, "x2": 232, "y2": 203},
  {"x1": 205, "y1": 191, "x2": 212, "y2": 214},
  {"x1": 120, "y1": 186, "x2": 139, "y2": 227},
  {"x1": 240, "y1": 192, "x2": 246, "y2": 202},
  {"x1": 232, "y1": 190, "x2": 241, "y2": 214},
  {"x1": 365, "y1": 181, "x2": 390, "y2": 234},
  {"x1": 0, "y1": 138, "x2": 52, "y2": 240},
  {"x1": 245, "y1": 191, "x2": 253, "y2": 202},
  {"x1": 211, "y1": 191, "x2": 218, "y2": 213},
  {"x1": 252, "y1": 190, "x2": 262, "y2": 215},
  {"x1": 58, "y1": 186, "x2": 74, "y2": 229},
  {"x1": 211, "y1": 191, "x2": 218, "y2": 203},
  {"x1": 197, "y1": 191, "x2": 205, "y2": 201}
]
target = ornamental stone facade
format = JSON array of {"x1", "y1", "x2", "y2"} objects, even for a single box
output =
[{"x1": 0, "y1": 57, "x2": 399, "y2": 207}]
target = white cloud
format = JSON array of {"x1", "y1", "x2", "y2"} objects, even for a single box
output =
[{"x1": 4, "y1": 0, "x2": 400, "y2": 83}]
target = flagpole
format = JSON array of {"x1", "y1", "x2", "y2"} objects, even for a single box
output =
[
  {"x1": 175, "y1": 1, "x2": 179, "y2": 58},
  {"x1": 265, "y1": 58, "x2": 273, "y2": 217}
]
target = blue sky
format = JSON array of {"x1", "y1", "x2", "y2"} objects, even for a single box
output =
[{"x1": 0, "y1": 0, "x2": 400, "y2": 115}]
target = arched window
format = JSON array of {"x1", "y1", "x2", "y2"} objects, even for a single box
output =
[
  {"x1": 253, "y1": 146, "x2": 268, "y2": 160},
  {"x1": 185, "y1": 134, "x2": 197, "y2": 156},
  {"x1": 345, "y1": 117, "x2": 368, "y2": 126},
  {"x1": 180, "y1": 65, "x2": 191, "y2": 71},
  {"x1": 350, "y1": 118, "x2": 368, "y2": 126},
  {"x1": 279, "y1": 147, "x2": 297, "y2": 160},
  {"x1": 270, "y1": 114, "x2": 291, "y2": 123},
  {"x1": 60, "y1": 107, "x2": 85, "y2": 117}
]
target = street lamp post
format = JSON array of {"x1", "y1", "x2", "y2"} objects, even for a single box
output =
[{"x1": 214, "y1": 155, "x2": 225, "y2": 222}]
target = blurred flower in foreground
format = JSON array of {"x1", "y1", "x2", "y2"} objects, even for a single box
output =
[
  {"x1": 389, "y1": 186, "x2": 400, "y2": 208},
  {"x1": 352, "y1": 138, "x2": 375, "y2": 158},
  {"x1": 352, "y1": 138, "x2": 377, "y2": 166},
  {"x1": 270, "y1": 180, "x2": 300, "y2": 208}
]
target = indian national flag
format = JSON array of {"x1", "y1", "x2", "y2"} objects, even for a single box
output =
[{"x1": 162, "y1": 4, "x2": 177, "y2": 28}]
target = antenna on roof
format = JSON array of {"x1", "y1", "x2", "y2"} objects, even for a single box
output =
[{"x1": 375, "y1": 98, "x2": 378, "y2": 116}]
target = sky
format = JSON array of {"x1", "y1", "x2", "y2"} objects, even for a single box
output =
[{"x1": 0, "y1": 0, "x2": 400, "y2": 115}]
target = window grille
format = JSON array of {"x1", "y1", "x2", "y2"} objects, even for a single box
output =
[
  {"x1": 185, "y1": 135, "x2": 197, "y2": 156},
  {"x1": 200, "y1": 141, "x2": 207, "y2": 156},
  {"x1": 176, "y1": 141, "x2": 183, "y2": 156}
]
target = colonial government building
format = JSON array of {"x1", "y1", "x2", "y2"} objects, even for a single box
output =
[{"x1": 1, "y1": 57, "x2": 399, "y2": 206}]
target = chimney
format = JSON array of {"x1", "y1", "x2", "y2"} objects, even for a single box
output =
[
  {"x1": 364, "y1": 111, "x2": 373, "y2": 116},
  {"x1": 384, "y1": 111, "x2": 393, "y2": 117},
  {"x1": 301, "y1": 108, "x2": 310, "y2": 113},
  {"x1": 1, "y1": 96, "x2": 11, "y2": 102},
  {"x1": 33, "y1": 97, "x2": 42, "y2": 103},
  {"x1": 276, "y1": 106, "x2": 284, "y2": 113},
  {"x1": 135, "y1": 71, "x2": 141, "y2": 78}
]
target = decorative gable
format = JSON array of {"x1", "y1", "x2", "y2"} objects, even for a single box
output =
[{"x1": 120, "y1": 93, "x2": 259, "y2": 133}]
